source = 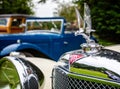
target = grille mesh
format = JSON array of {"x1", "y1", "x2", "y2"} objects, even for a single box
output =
[{"x1": 52, "y1": 67, "x2": 120, "y2": 89}]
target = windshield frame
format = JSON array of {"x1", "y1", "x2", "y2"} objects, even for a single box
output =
[{"x1": 25, "y1": 18, "x2": 65, "y2": 34}]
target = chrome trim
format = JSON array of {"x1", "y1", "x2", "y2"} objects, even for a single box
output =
[
  {"x1": 0, "y1": 56, "x2": 44, "y2": 89},
  {"x1": 59, "y1": 48, "x2": 120, "y2": 82}
]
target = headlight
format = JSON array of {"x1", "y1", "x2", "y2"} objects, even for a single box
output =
[{"x1": 0, "y1": 56, "x2": 44, "y2": 89}]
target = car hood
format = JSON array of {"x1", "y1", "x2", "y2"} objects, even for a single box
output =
[{"x1": 59, "y1": 48, "x2": 120, "y2": 82}]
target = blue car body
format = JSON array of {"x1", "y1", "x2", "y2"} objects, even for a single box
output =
[{"x1": 0, "y1": 15, "x2": 93, "y2": 61}]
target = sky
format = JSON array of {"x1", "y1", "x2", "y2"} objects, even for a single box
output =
[{"x1": 33, "y1": 0, "x2": 72, "y2": 17}]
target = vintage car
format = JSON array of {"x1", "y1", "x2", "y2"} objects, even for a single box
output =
[
  {"x1": 0, "y1": 14, "x2": 27, "y2": 34},
  {"x1": 0, "y1": 52, "x2": 44, "y2": 89},
  {"x1": 0, "y1": 14, "x2": 96, "y2": 61},
  {"x1": 52, "y1": 3, "x2": 120, "y2": 89}
]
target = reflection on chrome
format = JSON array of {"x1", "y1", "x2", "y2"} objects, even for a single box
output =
[
  {"x1": 59, "y1": 48, "x2": 120, "y2": 82},
  {"x1": 0, "y1": 56, "x2": 44, "y2": 89}
]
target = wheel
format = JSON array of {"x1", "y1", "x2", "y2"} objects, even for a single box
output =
[{"x1": 19, "y1": 52, "x2": 34, "y2": 57}]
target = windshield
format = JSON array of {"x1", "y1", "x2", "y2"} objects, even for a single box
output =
[
  {"x1": 0, "y1": 18, "x2": 8, "y2": 26},
  {"x1": 26, "y1": 18, "x2": 63, "y2": 33}
]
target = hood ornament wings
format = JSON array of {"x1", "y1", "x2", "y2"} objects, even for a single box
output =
[{"x1": 75, "y1": 3, "x2": 102, "y2": 53}]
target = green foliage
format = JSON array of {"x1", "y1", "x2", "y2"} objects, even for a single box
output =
[{"x1": 0, "y1": 0, "x2": 34, "y2": 14}]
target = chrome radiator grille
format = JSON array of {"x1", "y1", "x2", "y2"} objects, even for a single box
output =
[{"x1": 52, "y1": 67, "x2": 120, "y2": 89}]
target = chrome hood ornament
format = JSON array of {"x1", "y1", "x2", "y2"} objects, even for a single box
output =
[{"x1": 75, "y1": 3, "x2": 102, "y2": 54}]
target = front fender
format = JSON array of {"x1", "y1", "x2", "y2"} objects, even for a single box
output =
[{"x1": 0, "y1": 43, "x2": 43, "y2": 56}]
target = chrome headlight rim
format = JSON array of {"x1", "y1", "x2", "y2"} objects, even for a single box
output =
[{"x1": 0, "y1": 56, "x2": 44, "y2": 89}]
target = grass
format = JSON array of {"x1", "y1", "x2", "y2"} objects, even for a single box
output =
[
  {"x1": 94, "y1": 34, "x2": 117, "y2": 46},
  {"x1": 98, "y1": 38, "x2": 116, "y2": 46}
]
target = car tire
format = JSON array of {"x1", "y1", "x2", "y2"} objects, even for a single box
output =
[{"x1": 20, "y1": 52, "x2": 34, "y2": 57}]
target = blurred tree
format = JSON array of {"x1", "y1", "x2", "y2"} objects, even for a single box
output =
[
  {"x1": 0, "y1": 0, "x2": 34, "y2": 14},
  {"x1": 57, "y1": 2, "x2": 76, "y2": 22}
]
